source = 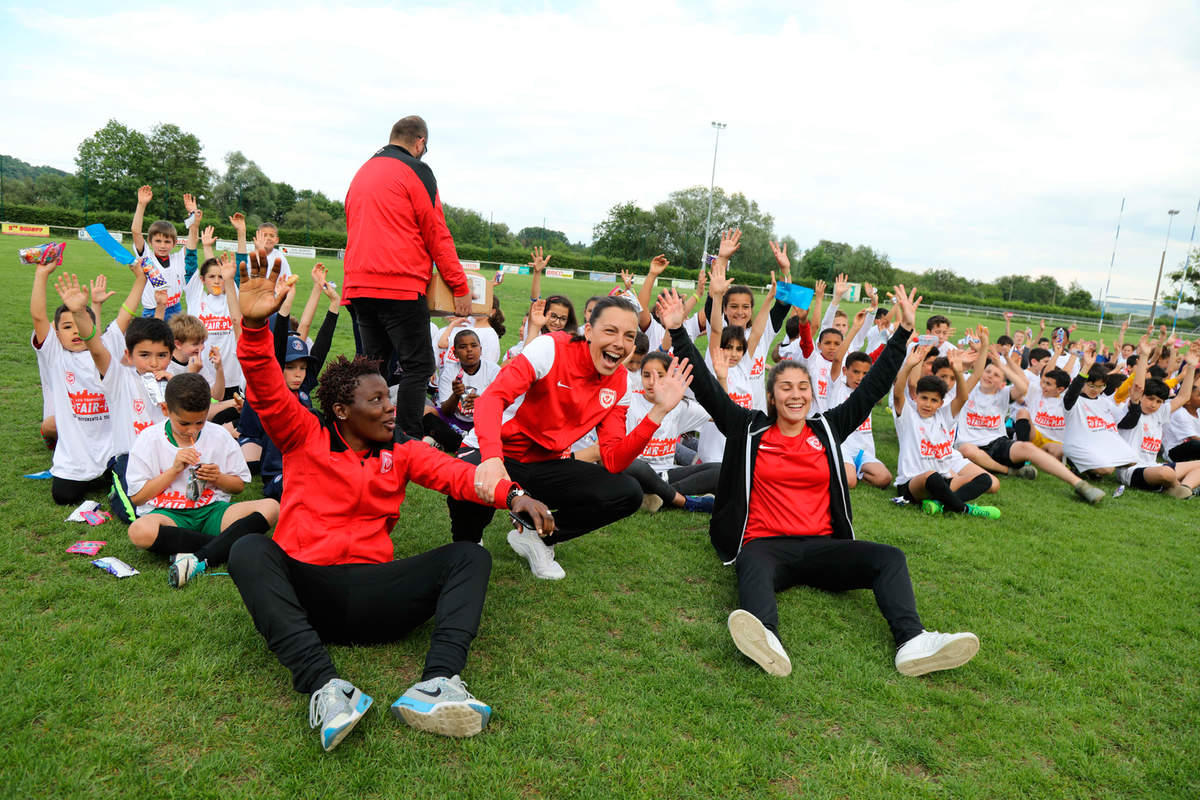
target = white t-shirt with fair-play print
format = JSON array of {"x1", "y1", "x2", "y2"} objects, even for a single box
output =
[
  {"x1": 805, "y1": 351, "x2": 837, "y2": 414},
  {"x1": 697, "y1": 358, "x2": 756, "y2": 464},
  {"x1": 125, "y1": 420, "x2": 250, "y2": 517},
  {"x1": 1063, "y1": 392, "x2": 1137, "y2": 472},
  {"x1": 132, "y1": 241, "x2": 186, "y2": 312},
  {"x1": 1119, "y1": 403, "x2": 1169, "y2": 469},
  {"x1": 954, "y1": 385, "x2": 1012, "y2": 447},
  {"x1": 828, "y1": 377, "x2": 878, "y2": 464},
  {"x1": 894, "y1": 402, "x2": 968, "y2": 486},
  {"x1": 626, "y1": 394, "x2": 711, "y2": 472},
  {"x1": 32, "y1": 329, "x2": 119, "y2": 481},
  {"x1": 184, "y1": 273, "x2": 243, "y2": 389},
  {"x1": 1023, "y1": 382, "x2": 1067, "y2": 443}
]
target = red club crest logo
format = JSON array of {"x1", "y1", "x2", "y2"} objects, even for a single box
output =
[
  {"x1": 64, "y1": 371, "x2": 76, "y2": 386},
  {"x1": 599, "y1": 388, "x2": 617, "y2": 409},
  {"x1": 132, "y1": 399, "x2": 146, "y2": 416},
  {"x1": 380, "y1": 451, "x2": 393, "y2": 473}
]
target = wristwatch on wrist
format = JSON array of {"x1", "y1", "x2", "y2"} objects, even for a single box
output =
[{"x1": 506, "y1": 485, "x2": 526, "y2": 509}]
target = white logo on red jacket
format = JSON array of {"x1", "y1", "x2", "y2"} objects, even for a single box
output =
[
  {"x1": 599, "y1": 388, "x2": 617, "y2": 409},
  {"x1": 380, "y1": 451, "x2": 393, "y2": 473}
]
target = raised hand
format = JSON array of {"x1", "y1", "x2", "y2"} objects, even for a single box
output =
[
  {"x1": 650, "y1": 357, "x2": 693, "y2": 412},
  {"x1": 768, "y1": 240, "x2": 791, "y2": 275},
  {"x1": 183, "y1": 193, "x2": 198, "y2": 215},
  {"x1": 154, "y1": 288, "x2": 168, "y2": 309},
  {"x1": 311, "y1": 262, "x2": 328, "y2": 286},
  {"x1": 654, "y1": 288, "x2": 686, "y2": 330},
  {"x1": 717, "y1": 229, "x2": 742, "y2": 260},
  {"x1": 253, "y1": 229, "x2": 269, "y2": 250},
  {"x1": 708, "y1": 262, "x2": 732, "y2": 298},
  {"x1": 238, "y1": 248, "x2": 288, "y2": 327},
  {"x1": 978, "y1": 324, "x2": 990, "y2": 349},
  {"x1": 853, "y1": 307, "x2": 868, "y2": 327},
  {"x1": 229, "y1": 212, "x2": 246, "y2": 233},
  {"x1": 529, "y1": 299, "x2": 547, "y2": 331},
  {"x1": 528, "y1": 246, "x2": 551, "y2": 273},
  {"x1": 905, "y1": 343, "x2": 931, "y2": 369},
  {"x1": 832, "y1": 273, "x2": 849, "y2": 301},
  {"x1": 209, "y1": 346, "x2": 222, "y2": 369},
  {"x1": 947, "y1": 348, "x2": 965, "y2": 374},
  {"x1": 863, "y1": 282, "x2": 877, "y2": 308},
  {"x1": 813, "y1": 279, "x2": 827, "y2": 299},
  {"x1": 620, "y1": 269, "x2": 634, "y2": 291},
  {"x1": 54, "y1": 273, "x2": 88, "y2": 313},
  {"x1": 201, "y1": 225, "x2": 216, "y2": 247},
  {"x1": 649, "y1": 254, "x2": 669, "y2": 276},
  {"x1": 137, "y1": 185, "x2": 153, "y2": 206},
  {"x1": 1081, "y1": 349, "x2": 1097, "y2": 374},
  {"x1": 888, "y1": 284, "x2": 922, "y2": 331},
  {"x1": 695, "y1": 265, "x2": 707, "y2": 295},
  {"x1": 218, "y1": 252, "x2": 237, "y2": 284},
  {"x1": 89, "y1": 274, "x2": 114, "y2": 304}
]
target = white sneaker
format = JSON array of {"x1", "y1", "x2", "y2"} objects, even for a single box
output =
[
  {"x1": 506, "y1": 528, "x2": 565, "y2": 580},
  {"x1": 727, "y1": 609, "x2": 792, "y2": 676},
  {"x1": 895, "y1": 630, "x2": 980, "y2": 676}
]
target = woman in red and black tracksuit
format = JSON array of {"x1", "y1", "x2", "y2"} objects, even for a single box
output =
[
  {"x1": 656, "y1": 286, "x2": 980, "y2": 679},
  {"x1": 451, "y1": 296, "x2": 692, "y2": 581},
  {"x1": 227, "y1": 252, "x2": 553, "y2": 750}
]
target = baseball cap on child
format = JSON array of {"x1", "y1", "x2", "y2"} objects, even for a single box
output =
[{"x1": 284, "y1": 336, "x2": 311, "y2": 363}]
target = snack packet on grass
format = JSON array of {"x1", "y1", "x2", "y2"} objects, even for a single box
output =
[
  {"x1": 68, "y1": 541, "x2": 106, "y2": 555},
  {"x1": 92, "y1": 557, "x2": 138, "y2": 578}
]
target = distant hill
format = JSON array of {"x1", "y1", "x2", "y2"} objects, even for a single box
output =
[{"x1": 0, "y1": 155, "x2": 72, "y2": 181}]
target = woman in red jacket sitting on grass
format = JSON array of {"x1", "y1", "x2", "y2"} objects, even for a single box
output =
[
  {"x1": 228, "y1": 251, "x2": 553, "y2": 753},
  {"x1": 656, "y1": 285, "x2": 980, "y2": 680}
]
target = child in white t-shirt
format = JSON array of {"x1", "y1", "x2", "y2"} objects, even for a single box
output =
[
  {"x1": 1015, "y1": 367, "x2": 1071, "y2": 459},
  {"x1": 1116, "y1": 349, "x2": 1200, "y2": 496},
  {"x1": 183, "y1": 252, "x2": 243, "y2": 397},
  {"x1": 131, "y1": 186, "x2": 198, "y2": 319},
  {"x1": 892, "y1": 346, "x2": 1000, "y2": 518},
  {"x1": 33, "y1": 263, "x2": 130, "y2": 505},
  {"x1": 826, "y1": 351, "x2": 892, "y2": 488},
  {"x1": 252, "y1": 222, "x2": 292, "y2": 277},
  {"x1": 1061, "y1": 354, "x2": 1139, "y2": 477},
  {"x1": 696, "y1": 324, "x2": 756, "y2": 464},
  {"x1": 954, "y1": 336, "x2": 1105, "y2": 504},
  {"x1": 808, "y1": 308, "x2": 867, "y2": 414},
  {"x1": 125, "y1": 373, "x2": 278, "y2": 587},
  {"x1": 423, "y1": 328, "x2": 502, "y2": 452},
  {"x1": 622, "y1": 351, "x2": 719, "y2": 512}
]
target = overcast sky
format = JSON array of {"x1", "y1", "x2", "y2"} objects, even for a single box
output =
[{"x1": 3, "y1": 0, "x2": 1198, "y2": 301}]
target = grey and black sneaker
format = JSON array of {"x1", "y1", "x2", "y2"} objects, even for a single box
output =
[
  {"x1": 1013, "y1": 464, "x2": 1038, "y2": 480},
  {"x1": 168, "y1": 554, "x2": 206, "y2": 588},
  {"x1": 391, "y1": 675, "x2": 491, "y2": 738},
  {"x1": 1073, "y1": 480, "x2": 1105, "y2": 505},
  {"x1": 309, "y1": 678, "x2": 372, "y2": 752}
]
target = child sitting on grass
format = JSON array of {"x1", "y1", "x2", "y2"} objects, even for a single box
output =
[
  {"x1": 1014, "y1": 368, "x2": 1071, "y2": 459},
  {"x1": 892, "y1": 346, "x2": 1001, "y2": 518},
  {"x1": 952, "y1": 330, "x2": 1105, "y2": 504},
  {"x1": 422, "y1": 328, "x2": 501, "y2": 452},
  {"x1": 1116, "y1": 343, "x2": 1200, "y2": 497},
  {"x1": 125, "y1": 373, "x2": 277, "y2": 588},
  {"x1": 1062, "y1": 352, "x2": 1139, "y2": 478},
  {"x1": 623, "y1": 351, "x2": 719, "y2": 513},
  {"x1": 827, "y1": 351, "x2": 892, "y2": 488},
  {"x1": 31, "y1": 260, "x2": 119, "y2": 505}
]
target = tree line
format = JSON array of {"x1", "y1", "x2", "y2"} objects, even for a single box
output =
[{"x1": 1, "y1": 119, "x2": 1114, "y2": 311}]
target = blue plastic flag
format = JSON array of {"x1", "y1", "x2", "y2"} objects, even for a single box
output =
[{"x1": 775, "y1": 282, "x2": 815, "y2": 308}]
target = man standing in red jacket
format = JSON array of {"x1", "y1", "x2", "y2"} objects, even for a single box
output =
[{"x1": 344, "y1": 115, "x2": 471, "y2": 438}]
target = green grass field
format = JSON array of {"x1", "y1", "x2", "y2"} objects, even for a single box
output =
[{"x1": 3, "y1": 236, "x2": 1199, "y2": 799}]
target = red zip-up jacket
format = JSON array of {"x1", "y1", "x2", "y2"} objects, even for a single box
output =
[
  {"x1": 239, "y1": 322, "x2": 512, "y2": 565},
  {"x1": 343, "y1": 144, "x2": 468, "y2": 301},
  {"x1": 471, "y1": 332, "x2": 659, "y2": 472}
]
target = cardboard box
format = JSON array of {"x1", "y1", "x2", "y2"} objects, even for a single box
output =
[{"x1": 427, "y1": 267, "x2": 493, "y2": 315}]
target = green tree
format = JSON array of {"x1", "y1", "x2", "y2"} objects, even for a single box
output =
[
  {"x1": 592, "y1": 201, "x2": 656, "y2": 262},
  {"x1": 1165, "y1": 248, "x2": 1200, "y2": 308},
  {"x1": 145, "y1": 124, "x2": 211, "y2": 220},
  {"x1": 211, "y1": 151, "x2": 278, "y2": 225},
  {"x1": 1061, "y1": 282, "x2": 1096, "y2": 310},
  {"x1": 75, "y1": 120, "x2": 153, "y2": 215},
  {"x1": 443, "y1": 205, "x2": 512, "y2": 248},
  {"x1": 516, "y1": 226, "x2": 570, "y2": 249}
]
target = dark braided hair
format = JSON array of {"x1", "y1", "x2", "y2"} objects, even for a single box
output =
[{"x1": 315, "y1": 354, "x2": 383, "y2": 419}]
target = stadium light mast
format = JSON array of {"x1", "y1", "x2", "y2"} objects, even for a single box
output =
[
  {"x1": 700, "y1": 121, "x2": 727, "y2": 271},
  {"x1": 1098, "y1": 197, "x2": 1124, "y2": 333},
  {"x1": 1149, "y1": 209, "x2": 1181, "y2": 326},
  {"x1": 1169, "y1": 198, "x2": 1200, "y2": 337}
]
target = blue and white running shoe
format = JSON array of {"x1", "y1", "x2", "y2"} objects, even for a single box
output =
[
  {"x1": 391, "y1": 674, "x2": 491, "y2": 738},
  {"x1": 309, "y1": 678, "x2": 372, "y2": 752}
]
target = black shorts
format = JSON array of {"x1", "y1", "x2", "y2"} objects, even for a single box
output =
[
  {"x1": 1129, "y1": 467, "x2": 1153, "y2": 492},
  {"x1": 979, "y1": 437, "x2": 1018, "y2": 468}
]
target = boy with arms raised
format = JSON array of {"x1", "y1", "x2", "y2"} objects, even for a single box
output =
[
  {"x1": 125, "y1": 373, "x2": 277, "y2": 586},
  {"x1": 827, "y1": 351, "x2": 892, "y2": 488},
  {"x1": 131, "y1": 186, "x2": 200, "y2": 320},
  {"x1": 31, "y1": 260, "x2": 118, "y2": 504}
]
